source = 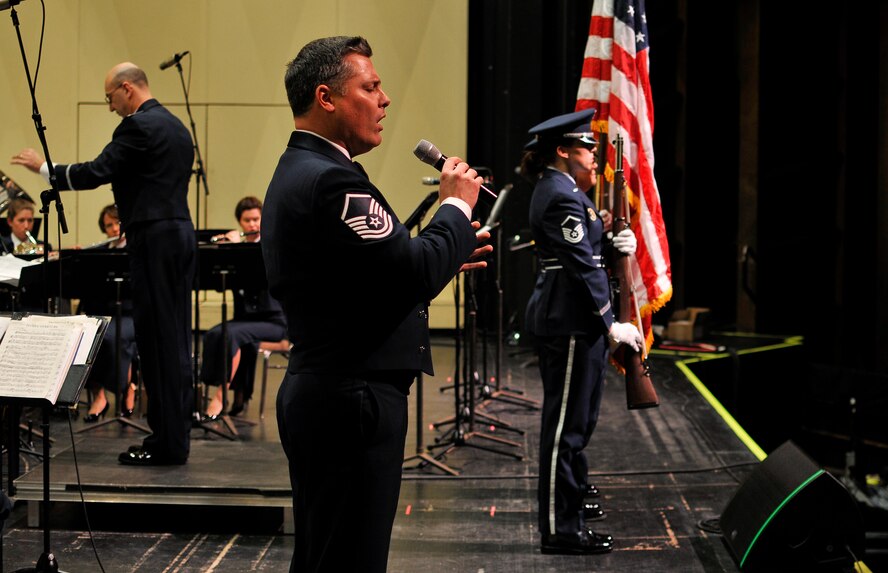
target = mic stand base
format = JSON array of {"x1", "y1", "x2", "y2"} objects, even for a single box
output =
[
  {"x1": 478, "y1": 384, "x2": 541, "y2": 410},
  {"x1": 75, "y1": 415, "x2": 151, "y2": 435},
  {"x1": 402, "y1": 451, "x2": 460, "y2": 476},
  {"x1": 12, "y1": 551, "x2": 61, "y2": 573},
  {"x1": 192, "y1": 414, "x2": 239, "y2": 441},
  {"x1": 425, "y1": 425, "x2": 524, "y2": 462}
]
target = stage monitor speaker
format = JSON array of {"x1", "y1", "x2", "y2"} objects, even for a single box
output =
[{"x1": 720, "y1": 440, "x2": 864, "y2": 571}]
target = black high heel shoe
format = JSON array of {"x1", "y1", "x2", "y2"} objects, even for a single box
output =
[
  {"x1": 200, "y1": 412, "x2": 221, "y2": 423},
  {"x1": 83, "y1": 402, "x2": 110, "y2": 423},
  {"x1": 121, "y1": 383, "x2": 137, "y2": 418}
]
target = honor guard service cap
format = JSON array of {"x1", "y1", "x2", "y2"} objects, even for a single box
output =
[{"x1": 525, "y1": 108, "x2": 598, "y2": 150}]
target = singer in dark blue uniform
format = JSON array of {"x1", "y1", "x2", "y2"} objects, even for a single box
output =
[
  {"x1": 262, "y1": 36, "x2": 488, "y2": 573},
  {"x1": 12, "y1": 62, "x2": 196, "y2": 466},
  {"x1": 522, "y1": 109, "x2": 642, "y2": 555}
]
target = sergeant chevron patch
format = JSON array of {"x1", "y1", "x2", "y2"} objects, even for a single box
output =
[
  {"x1": 561, "y1": 215, "x2": 584, "y2": 244},
  {"x1": 341, "y1": 193, "x2": 394, "y2": 240}
]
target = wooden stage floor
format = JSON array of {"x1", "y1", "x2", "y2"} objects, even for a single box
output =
[{"x1": 0, "y1": 334, "x2": 779, "y2": 572}]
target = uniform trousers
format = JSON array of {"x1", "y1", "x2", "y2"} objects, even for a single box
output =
[
  {"x1": 200, "y1": 319, "x2": 287, "y2": 401},
  {"x1": 536, "y1": 333, "x2": 607, "y2": 536},
  {"x1": 277, "y1": 371, "x2": 410, "y2": 573},
  {"x1": 128, "y1": 219, "x2": 196, "y2": 463}
]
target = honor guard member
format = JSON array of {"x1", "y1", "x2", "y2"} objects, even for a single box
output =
[
  {"x1": 521, "y1": 109, "x2": 642, "y2": 555},
  {"x1": 262, "y1": 36, "x2": 490, "y2": 573}
]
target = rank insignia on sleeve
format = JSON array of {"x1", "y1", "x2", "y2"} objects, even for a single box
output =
[
  {"x1": 560, "y1": 215, "x2": 584, "y2": 244},
  {"x1": 341, "y1": 193, "x2": 394, "y2": 240},
  {"x1": 587, "y1": 207, "x2": 597, "y2": 222}
]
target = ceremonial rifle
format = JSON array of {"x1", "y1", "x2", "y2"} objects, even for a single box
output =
[{"x1": 611, "y1": 134, "x2": 659, "y2": 409}]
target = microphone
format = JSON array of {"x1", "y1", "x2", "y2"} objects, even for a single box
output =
[
  {"x1": 0, "y1": 0, "x2": 24, "y2": 11},
  {"x1": 421, "y1": 177, "x2": 440, "y2": 186},
  {"x1": 413, "y1": 139, "x2": 497, "y2": 203},
  {"x1": 478, "y1": 183, "x2": 513, "y2": 234},
  {"x1": 159, "y1": 51, "x2": 190, "y2": 71}
]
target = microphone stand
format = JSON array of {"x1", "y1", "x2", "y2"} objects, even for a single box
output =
[
  {"x1": 167, "y1": 55, "x2": 211, "y2": 427},
  {"x1": 424, "y1": 177, "x2": 524, "y2": 464},
  {"x1": 401, "y1": 193, "x2": 459, "y2": 476},
  {"x1": 8, "y1": 4, "x2": 67, "y2": 572}
]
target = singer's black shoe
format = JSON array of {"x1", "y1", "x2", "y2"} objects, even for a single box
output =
[
  {"x1": 541, "y1": 528, "x2": 614, "y2": 555},
  {"x1": 118, "y1": 447, "x2": 187, "y2": 466},
  {"x1": 583, "y1": 501, "x2": 605, "y2": 521},
  {"x1": 583, "y1": 483, "x2": 600, "y2": 498}
]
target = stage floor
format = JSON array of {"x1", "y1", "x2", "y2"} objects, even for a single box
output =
[{"x1": 1, "y1": 335, "x2": 763, "y2": 572}]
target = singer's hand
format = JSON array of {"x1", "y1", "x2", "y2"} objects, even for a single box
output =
[
  {"x1": 10, "y1": 148, "x2": 44, "y2": 173},
  {"x1": 439, "y1": 156, "x2": 482, "y2": 210},
  {"x1": 459, "y1": 221, "x2": 494, "y2": 272}
]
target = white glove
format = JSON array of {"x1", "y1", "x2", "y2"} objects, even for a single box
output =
[
  {"x1": 612, "y1": 229, "x2": 637, "y2": 255},
  {"x1": 608, "y1": 321, "x2": 643, "y2": 352}
]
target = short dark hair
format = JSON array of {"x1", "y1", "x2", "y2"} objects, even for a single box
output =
[
  {"x1": 284, "y1": 36, "x2": 373, "y2": 117},
  {"x1": 235, "y1": 196, "x2": 262, "y2": 221},
  {"x1": 7, "y1": 197, "x2": 35, "y2": 221},
  {"x1": 98, "y1": 204, "x2": 119, "y2": 232}
]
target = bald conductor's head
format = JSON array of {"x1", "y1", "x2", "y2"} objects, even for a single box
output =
[{"x1": 104, "y1": 62, "x2": 153, "y2": 118}]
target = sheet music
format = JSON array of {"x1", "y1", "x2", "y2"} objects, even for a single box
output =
[
  {"x1": 23, "y1": 314, "x2": 103, "y2": 364},
  {"x1": 0, "y1": 319, "x2": 84, "y2": 403},
  {"x1": 0, "y1": 253, "x2": 42, "y2": 287}
]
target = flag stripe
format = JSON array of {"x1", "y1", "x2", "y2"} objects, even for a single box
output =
[{"x1": 575, "y1": 0, "x2": 672, "y2": 345}]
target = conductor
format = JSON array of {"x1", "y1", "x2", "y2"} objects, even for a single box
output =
[{"x1": 11, "y1": 62, "x2": 196, "y2": 466}]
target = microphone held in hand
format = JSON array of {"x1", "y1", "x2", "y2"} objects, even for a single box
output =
[
  {"x1": 159, "y1": 51, "x2": 190, "y2": 71},
  {"x1": 413, "y1": 139, "x2": 497, "y2": 204}
]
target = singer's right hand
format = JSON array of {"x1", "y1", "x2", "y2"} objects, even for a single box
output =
[{"x1": 439, "y1": 156, "x2": 482, "y2": 209}]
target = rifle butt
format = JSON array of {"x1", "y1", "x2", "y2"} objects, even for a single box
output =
[{"x1": 621, "y1": 347, "x2": 659, "y2": 409}]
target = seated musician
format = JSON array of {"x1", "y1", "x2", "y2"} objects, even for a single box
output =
[
  {"x1": 78, "y1": 204, "x2": 137, "y2": 421},
  {"x1": 1, "y1": 198, "x2": 48, "y2": 255},
  {"x1": 201, "y1": 196, "x2": 287, "y2": 420}
]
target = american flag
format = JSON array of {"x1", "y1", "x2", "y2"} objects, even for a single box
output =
[{"x1": 576, "y1": 0, "x2": 672, "y2": 348}]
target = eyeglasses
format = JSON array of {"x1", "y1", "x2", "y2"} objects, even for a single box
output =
[{"x1": 104, "y1": 84, "x2": 125, "y2": 104}]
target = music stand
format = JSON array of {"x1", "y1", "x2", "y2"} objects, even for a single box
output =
[
  {"x1": 0, "y1": 312, "x2": 109, "y2": 573},
  {"x1": 67, "y1": 250, "x2": 150, "y2": 435},
  {"x1": 194, "y1": 243, "x2": 267, "y2": 439}
]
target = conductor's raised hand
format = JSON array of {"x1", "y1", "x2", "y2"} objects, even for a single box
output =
[
  {"x1": 460, "y1": 221, "x2": 494, "y2": 272},
  {"x1": 10, "y1": 148, "x2": 44, "y2": 173},
  {"x1": 439, "y1": 156, "x2": 482, "y2": 210}
]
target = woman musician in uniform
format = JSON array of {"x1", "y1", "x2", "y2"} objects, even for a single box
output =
[
  {"x1": 200, "y1": 196, "x2": 287, "y2": 420},
  {"x1": 79, "y1": 204, "x2": 138, "y2": 421}
]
